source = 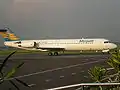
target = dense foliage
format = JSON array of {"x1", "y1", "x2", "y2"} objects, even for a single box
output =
[{"x1": 88, "y1": 50, "x2": 120, "y2": 90}]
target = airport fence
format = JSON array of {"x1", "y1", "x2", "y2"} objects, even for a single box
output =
[{"x1": 47, "y1": 83, "x2": 120, "y2": 90}]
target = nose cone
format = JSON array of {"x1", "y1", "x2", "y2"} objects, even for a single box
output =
[{"x1": 111, "y1": 43, "x2": 117, "y2": 49}]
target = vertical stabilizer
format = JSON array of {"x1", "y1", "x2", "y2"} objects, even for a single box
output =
[{"x1": 0, "y1": 28, "x2": 20, "y2": 41}]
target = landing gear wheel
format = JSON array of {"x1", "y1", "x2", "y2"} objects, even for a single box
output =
[
  {"x1": 102, "y1": 52, "x2": 105, "y2": 54},
  {"x1": 48, "y1": 52, "x2": 53, "y2": 56},
  {"x1": 54, "y1": 52, "x2": 58, "y2": 56}
]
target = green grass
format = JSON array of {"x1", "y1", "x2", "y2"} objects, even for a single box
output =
[
  {"x1": 0, "y1": 49, "x2": 42, "y2": 55},
  {"x1": 0, "y1": 49, "x2": 106, "y2": 55},
  {"x1": 0, "y1": 46, "x2": 120, "y2": 55}
]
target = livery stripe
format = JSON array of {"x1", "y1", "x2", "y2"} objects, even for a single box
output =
[{"x1": 0, "y1": 31, "x2": 20, "y2": 41}]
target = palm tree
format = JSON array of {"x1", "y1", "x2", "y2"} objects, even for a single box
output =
[
  {"x1": 0, "y1": 51, "x2": 30, "y2": 90},
  {"x1": 88, "y1": 66, "x2": 107, "y2": 90},
  {"x1": 107, "y1": 50, "x2": 120, "y2": 89},
  {"x1": 88, "y1": 50, "x2": 120, "y2": 90}
]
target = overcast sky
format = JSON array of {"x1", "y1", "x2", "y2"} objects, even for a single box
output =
[{"x1": 0, "y1": 0, "x2": 120, "y2": 46}]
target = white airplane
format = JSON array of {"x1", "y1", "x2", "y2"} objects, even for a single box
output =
[{"x1": 0, "y1": 28, "x2": 117, "y2": 56}]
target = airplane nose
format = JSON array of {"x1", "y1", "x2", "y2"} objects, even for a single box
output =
[{"x1": 112, "y1": 43, "x2": 117, "y2": 49}]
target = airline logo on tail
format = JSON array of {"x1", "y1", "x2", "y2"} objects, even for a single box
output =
[{"x1": 0, "y1": 29, "x2": 20, "y2": 41}]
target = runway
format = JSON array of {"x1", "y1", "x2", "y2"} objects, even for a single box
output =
[{"x1": 0, "y1": 53, "x2": 110, "y2": 90}]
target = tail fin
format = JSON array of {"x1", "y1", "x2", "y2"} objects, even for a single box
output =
[{"x1": 0, "y1": 28, "x2": 20, "y2": 41}]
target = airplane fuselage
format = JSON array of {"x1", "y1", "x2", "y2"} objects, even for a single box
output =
[{"x1": 4, "y1": 38, "x2": 117, "y2": 52}]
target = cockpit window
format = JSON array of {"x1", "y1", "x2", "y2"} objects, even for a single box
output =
[{"x1": 104, "y1": 41, "x2": 109, "y2": 43}]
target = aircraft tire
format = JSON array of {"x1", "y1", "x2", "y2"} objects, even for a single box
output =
[
  {"x1": 102, "y1": 52, "x2": 105, "y2": 54},
  {"x1": 48, "y1": 52, "x2": 53, "y2": 56},
  {"x1": 54, "y1": 52, "x2": 58, "y2": 56}
]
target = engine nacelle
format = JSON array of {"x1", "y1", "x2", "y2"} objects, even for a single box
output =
[{"x1": 18, "y1": 42, "x2": 35, "y2": 48}]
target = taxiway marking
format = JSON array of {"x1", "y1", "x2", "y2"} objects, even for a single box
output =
[
  {"x1": 71, "y1": 73, "x2": 76, "y2": 75},
  {"x1": 60, "y1": 76, "x2": 64, "y2": 78},
  {"x1": 7, "y1": 59, "x2": 105, "y2": 80}
]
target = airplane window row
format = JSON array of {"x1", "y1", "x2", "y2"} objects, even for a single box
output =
[{"x1": 39, "y1": 42, "x2": 93, "y2": 44}]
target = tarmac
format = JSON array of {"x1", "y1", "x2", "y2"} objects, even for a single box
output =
[{"x1": 0, "y1": 53, "x2": 110, "y2": 90}]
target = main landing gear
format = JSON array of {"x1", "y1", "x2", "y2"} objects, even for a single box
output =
[{"x1": 48, "y1": 52, "x2": 59, "y2": 56}]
